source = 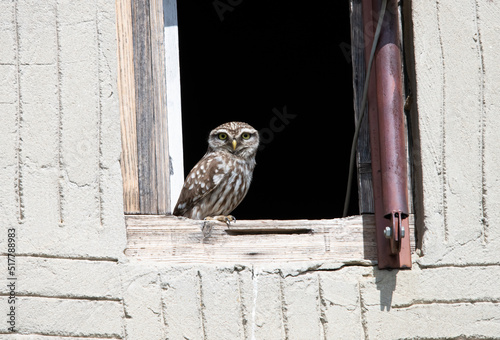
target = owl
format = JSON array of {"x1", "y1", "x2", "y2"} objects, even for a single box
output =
[{"x1": 173, "y1": 121, "x2": 259, "y2": 222}]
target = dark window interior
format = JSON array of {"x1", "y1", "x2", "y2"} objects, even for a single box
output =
[{"x1": 177, "y1": 1, "x2": 358, "y2": 219}]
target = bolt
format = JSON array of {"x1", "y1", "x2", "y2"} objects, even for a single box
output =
[
  {"x1": 384, "y1": 226, "x2": 392, "y2": 239},
  {"x1": 401, "y1": 226, "x2": 405, "y2": 238}
]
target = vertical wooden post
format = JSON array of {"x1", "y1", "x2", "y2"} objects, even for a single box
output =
[
  {"x1": 116, "y1": 0, "x2": 140, "y2": 213},
  {"x1": 150, "y1": 0, "x2": 171, "y2": 214},
  {"x1": 117, "y1": 0, "x2": 171, "y2": 214},
  {"x1": 350, "y1": 0, "x2": 375, "y2": 214},
  {"x1": 132, "y1": 0, "x2": 158, "y2": 213}
]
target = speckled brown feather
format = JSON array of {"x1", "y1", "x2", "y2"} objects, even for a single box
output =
[{"x1": 173, "y1": 153, "x2": 229, "y2": 217}]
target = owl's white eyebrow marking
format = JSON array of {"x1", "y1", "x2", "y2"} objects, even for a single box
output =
[
  {"x1": 213, "y1": 128, "x2": 229, "y2": 135},
  {"x1": 239, "y1": 129, "x2": 256, "y2": 135}
]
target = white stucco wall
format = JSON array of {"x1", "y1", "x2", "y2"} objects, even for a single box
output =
[{"x1": 0, "y1": 0, "x2": 499, "y2": 339}]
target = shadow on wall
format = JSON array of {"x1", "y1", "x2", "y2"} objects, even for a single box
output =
[{"x1": 374, "y1": 269, "x2": 398, "y2": 311}]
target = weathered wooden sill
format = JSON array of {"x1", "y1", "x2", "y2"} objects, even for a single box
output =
[{"x1": 125, "y1": 214, "x2": 415, "y2": 264}]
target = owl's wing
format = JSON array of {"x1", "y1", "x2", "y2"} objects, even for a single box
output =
[{"x1": 173, "y1": 154, "x2": 229, "y2": 217}]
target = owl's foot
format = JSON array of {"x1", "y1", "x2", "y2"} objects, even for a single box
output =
[{"x1": 204, "y1": 215, "x2": 236, "y2": 226}]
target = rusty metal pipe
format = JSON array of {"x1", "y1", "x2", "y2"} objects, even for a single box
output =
[
  {"x1": 362, "y1": 0, "x2": 411, "y2": 268},
  {"x1": 374, "y1": 0, "x2": 409, "y2": 220}
]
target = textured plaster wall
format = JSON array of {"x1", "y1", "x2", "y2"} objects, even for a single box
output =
[
  {"x1": 0, "y1": 0, "x2": 126, "y2": 338},
  {"x1": 0, "y1": 0, "x2": 499, "y2": 339},
  {"x1": 411, "y1": 0, "x2": 500, "y2": 267}
]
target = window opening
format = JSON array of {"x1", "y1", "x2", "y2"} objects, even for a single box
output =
[{"x1": 176, "y1": 1, "x2": 359, "y2": 219}]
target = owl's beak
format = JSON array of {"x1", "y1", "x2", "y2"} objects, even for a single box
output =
[{"x1": 232, "y1": 139, "x2": 237, "y2": 150}]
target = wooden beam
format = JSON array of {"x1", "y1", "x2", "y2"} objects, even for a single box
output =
[
  {"x1": 350, "y1": 0, "x2": 374, "y2": 214},
  {"x1": 132, "y1": 0, "x2": 158, "y2": 213},
  {"x1": 116, "y1": 0, "x2": 140, "y2": 213},
  {"x1": 125, "y1": 215, "x2": 415, "y2": 264},
  {"x1": 150, "y1": 0, "x2": 171, "y2": 214}
]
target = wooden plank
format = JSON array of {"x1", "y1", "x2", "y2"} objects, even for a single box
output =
[
  {"x1": 150, "y1": 0, "x2": 170, "y2": 214},
  {"x1": 132, "y1": 0, "x2": 158, "y2": 213},
  {"x1": 123, "y1": 0, "x2": 171, "y2": 214},
  {"x1": 350, "y1": 0, "x2": 374, "y2": 214},
  {"x1": 125, "y1": 215, "x2": 415, "y2": 264},
  {"x1": 116, "y1": 0, "x2": 140, "y2": 214}
]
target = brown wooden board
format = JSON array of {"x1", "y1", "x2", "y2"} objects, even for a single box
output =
[
  {"x1": 150, "y1": 0, "x2": 171, "y2": 214},
  {"x1": 125, "y1": 215, "x2": 415, "y2": 264},
  {"x1": 132, "y1": 0, "x2": 158, "y2": 213},
  {"x1": 119, "y1": 0, "x2": 171, "y2": 214},
  {"x1": 350, "y1": 0, "x2": 375, "y2": 214}
]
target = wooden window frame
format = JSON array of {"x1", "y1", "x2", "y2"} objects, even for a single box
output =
[
  {"x1": 116, "y1": 0, "x2": 415, "y2": 266},
  {"x1": 117, "y1": 0, "x2": 184, "y2": 215}
]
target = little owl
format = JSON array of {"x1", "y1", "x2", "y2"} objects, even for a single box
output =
[{"x1": 173, "y1": 121, "x2": 259, "y2": 222}]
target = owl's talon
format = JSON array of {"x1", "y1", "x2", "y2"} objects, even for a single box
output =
[
  {"x1": 204, "y1": 215, "x2": 236, "y2": 226},
  {"x1": 224, "y1": 215, "x2": 236, "y2": 226}
]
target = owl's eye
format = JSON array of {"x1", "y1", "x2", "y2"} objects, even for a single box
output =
[
  {"x1": 241, "y1": 132, "x2": 251, "y2": 140},
  {"x1": 218, "y1": 133, "x2": 228, "y2": 140}
]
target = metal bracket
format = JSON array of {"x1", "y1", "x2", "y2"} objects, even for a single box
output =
[{"x1": 384, "y1": 211, "x2": 406, "y2": 255}]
